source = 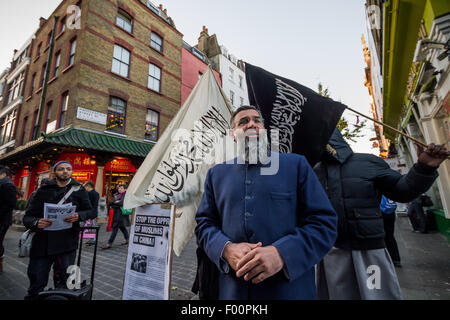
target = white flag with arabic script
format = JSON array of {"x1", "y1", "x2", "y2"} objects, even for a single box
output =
[{"x1": 124, "y1": 67, "x2": 233, "y2": 256}]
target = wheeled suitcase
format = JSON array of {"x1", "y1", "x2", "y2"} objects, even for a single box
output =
[{"x1": 37, "y1": 225, "x2": 100, "y2": 300}]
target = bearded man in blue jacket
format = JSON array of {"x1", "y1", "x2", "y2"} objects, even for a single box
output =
[{"x1": 195, "y1": 105, "x2": 337, "y2": 300}]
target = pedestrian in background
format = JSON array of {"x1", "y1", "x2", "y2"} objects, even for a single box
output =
[
  {"x1": 101, "y1": 184, "x2": 129, "y2": 249},
  {"x1": 380, "y1": 195, "x2": 401, "y2": 268},
  {"x1": 22, "y1": 161, "x2": 95, "y2": 299},
  {"x1": 407, "y1": 194, "x2": 433, "y2": 234},
  {"x1": 84, "y1": 181, "x2": 99, "y2": 246},
  {"x1": 0, "y1": 165, "x2": 18, "y2": 273}
]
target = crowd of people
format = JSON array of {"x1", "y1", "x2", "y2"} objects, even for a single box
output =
[{"x1": 0, "y1": 105, "x2": 448, "y2": 300}]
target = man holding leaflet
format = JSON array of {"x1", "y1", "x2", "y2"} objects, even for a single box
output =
[{"x1": 23, "y1": 161, "x2": 94, "y2": 300}]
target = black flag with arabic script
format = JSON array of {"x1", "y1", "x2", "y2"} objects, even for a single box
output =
[{"x1": 245, "y1": 62, "x2": 346, "y2": 166}]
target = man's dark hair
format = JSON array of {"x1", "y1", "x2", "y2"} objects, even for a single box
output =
[
  {"x1": 0, "y1": 165, "x2": 10, "y2": 176},
  {"x1": 230, "y1": 105, "x2": 263, "y2": 128},
  {"x1": 84, "y1": 181, "x2": 95, "y2": 188}
]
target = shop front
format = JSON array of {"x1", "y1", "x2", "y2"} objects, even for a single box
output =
[{"x1": 104, "y1": 158, "x2": 136, "y2": 198}]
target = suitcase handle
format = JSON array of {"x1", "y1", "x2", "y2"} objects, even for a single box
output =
[{"x1": 77, "y1": 226, "x2": 100, "y2": 286}]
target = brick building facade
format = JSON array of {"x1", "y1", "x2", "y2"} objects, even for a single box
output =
[{"x1": 0, "y1": 0, "x2": 183, "y2": 200}]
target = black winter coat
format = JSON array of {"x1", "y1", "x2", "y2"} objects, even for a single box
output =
[
  {"x1": 23, "y1": 178, "x2": 95, "y2": 257},
  {"x1": 0, "y1": 177, "x2": 17, "y2": 226},
  {"x1": 88, "y1": 189, "x2": 100, "y2": 218},
  {"x1": 314, "y1": 129, "x2": 438, "y2": 250}
]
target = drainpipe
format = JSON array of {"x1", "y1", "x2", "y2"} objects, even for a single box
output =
[{"x1": 32, "y1": 15, "x2": 59, "y2": 140}]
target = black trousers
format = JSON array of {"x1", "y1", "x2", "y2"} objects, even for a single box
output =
[
  {"x1": 382, "y1": 212, "x2": 401, "y2": 263},
  {"x1": 25, "y1": 250, "x2": 77, "y2": 299},
  {"x1": 407, "y1": 203, "x2": 427, "y2": 233}
]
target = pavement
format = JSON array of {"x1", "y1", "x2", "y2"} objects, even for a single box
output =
[
  {"x1": 0, "y1": 214, "x2": 449, "y2": 300},
  {"x1": 0, "y1": 223, "x2": 198, "y2": 300}
]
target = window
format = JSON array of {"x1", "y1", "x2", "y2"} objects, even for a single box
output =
[
  {"x1": 39, "y1": 63, "x2": 47, "y2": 88},
  {"x1": 146, "y1": 0, "x2": 159, "y2": 15},
  {"x1": 53, "y1": 52, "x2": 61, "y2": 78},
  {"x1": 19, "y1": 116, "x2": 28, "y2": 145},
  {"x1": 116, "y1": 9, "x2": 133, "y2": 33},
  {"x1": 59, "y1": 17, "x2": 66, "y2": 34},
  {"x1": 68, "y1": 38, "x2": 77, "y2": 66},
  {"x1": 29, "y1": 73, "x2": 36, "y2": 96},
  {"x1": 240, "y1": 97, "x2": 244, "y2": 107},
  {"x1": 239, "y1": 76, "x2": 243, "y2": 88},
  {"x1": 36, "y1": 43, "x2": 42, "y2": 57},
  {"x1": 106, "y1": 97, "x2": 126, "y2": 134},
  {"x1": 112, "y1": 45, "x2": 130, "y2": 78},
  {"x1": 6, "y1": 72, "x2": 25, "y2": 105},
  {"x1": 145, "y1": 109, "x2": 159, "y2": 141},
  {"x1": 230, "y1": 90, "x2": 235, "y2": 106},
  {"x1": 0, "y1": 110, "x2": 17, "y2": 146},
  {"x1": 31, "y1": 110, "x2": 39, "y2": 140},
  {"x1": 58, "y1": 92, "x2": 69, "y2": 128},
  {"x1": 150, "y1": 32, "x2": 162, "y2": 52},
  {"x1": 198, "y1": 72, "x2": 203, "y2": 80},
  {"x1": 44, "y1": 101, "x2": 52, "y2": 131},
  {"x1": 148, "y1": 63, "x2": 161, "y2": 92},
  {"x1": 229, "y1": 68, "x2": 234, "y2": 82},
  {"x1": 46, "y1": 31, "x2": 52, "y2": 47}
]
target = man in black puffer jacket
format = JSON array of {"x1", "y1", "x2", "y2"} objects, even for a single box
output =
[
  {"x1": 23, "y1": 161, "x2": 94, "y2": 300},
  {"x1": 314, "y1": 129, "x2": 448, "y2": 300}
]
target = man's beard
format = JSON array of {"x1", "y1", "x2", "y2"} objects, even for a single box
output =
[
  {"x1": 236, "y1": 129, "x2": 270, "y2": 164},
  {"x1": 55, "y1": 174, "x2": 71, "y2": 183}
]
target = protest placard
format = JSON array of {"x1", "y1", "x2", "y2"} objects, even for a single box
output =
[{"x1": 122, "y1": 204, "x2": 175, "y2": 300}]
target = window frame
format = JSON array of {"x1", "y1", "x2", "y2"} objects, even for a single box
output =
[
  {"x1": 148, "y1": 63, "x2": 161, "y2": 92},
  {"x1": 53, "y1": 52, "x2": 61, "y2": 78},
  {"x1": 58, "y1": 92, "x2": 69, "y2": 129},
  {"x1": 19, "y1": 116, "x2": 28, "y2": 146},
  {"x1": 150, "y1": 31, "x2": 163, "y2": 53},
  {"x1": 144, "y1": 109, "x2": 159, "y2": 142},
  {"x1": 106, "y1": 96, "x2": 127, "y2": 135},
  {"x1": 29, "y1": 73, "x2": 37, "y2": 96},
  {"x1": 112, "y1": 44, "x2": 131, "y2": 78},
  {"x1": 116, "y1": 9, "x2": 133, "y2": 34},
  {"x1": 0, "y1": 110, "x2": 17, "y2": 146},
  {"x1": 43, "y1": 101, "x2": 52, "y2": 132},
  {"x1": 68, "y1": 38, "x2": 77, "y2": 67}
]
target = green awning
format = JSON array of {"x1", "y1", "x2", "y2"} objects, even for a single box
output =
[
  {"x1": 382, "y1": 0, "x2": 427, "y2": 139},
  {"x1": 43, "y1": 127, "x2": 154, "y2": 157}
]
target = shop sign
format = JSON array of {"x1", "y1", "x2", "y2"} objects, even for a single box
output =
[
  {"x1": 105, "y1": 159, "x2": 136, "y2": 173},
  {"x1": 72, "y1": 171, "x2": 92, "y2": 181},
  {"x1": 77, "y1": 107, "x2": 107, "y2": 125},
  {"x1": 46, "y1": 120, "x2": 57, "y2": 134},
  {"x1": 58, "y1": 153, "x2": 96, "y2": 170}
]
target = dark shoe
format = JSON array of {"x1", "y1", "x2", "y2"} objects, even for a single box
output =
[
  {"x1": 101, "y1": 244, "x2": 112, "y2": 250},
  {"x1": 86, "y1": 240, "x2": 96, "y2": 246},
  {"x1": 121, "y1": 240, "x2": 129, "y2": 246},
  {"x1": 393, "y1": 261, "x2": 402, "y2": 268}
]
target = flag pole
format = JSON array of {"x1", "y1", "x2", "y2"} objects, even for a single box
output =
[
  {"x1": 345, "y1": 105, "x2": 426, "y2": 147},
  {"x1": 345, "y1": 106, "x2": 450, "y2": 159}
]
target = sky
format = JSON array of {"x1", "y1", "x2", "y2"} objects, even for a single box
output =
[{"x1": 0, "y1": 0, "x2": 377, "y2": 154}]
